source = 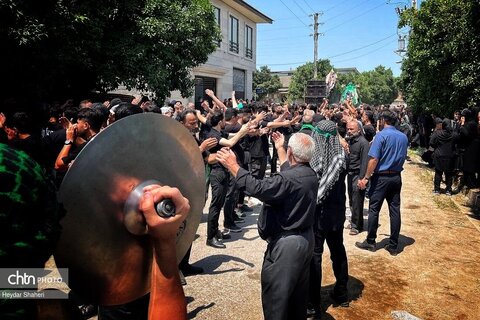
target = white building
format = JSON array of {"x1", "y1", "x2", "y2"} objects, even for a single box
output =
[{"x1": 170, "y1": 0, "x2": 272, "y2": 105}]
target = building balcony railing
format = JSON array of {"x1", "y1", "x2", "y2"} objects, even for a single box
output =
[
  {"x1": 246, "y1": 48, "x2": 253, "y2": 59},
  {"x1": 229, "y1": 41, "x2": 239, "y2": 53}
]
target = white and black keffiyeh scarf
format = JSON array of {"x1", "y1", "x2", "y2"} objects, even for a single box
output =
[{"x1": 310, "y1": 120, "x2": 346, "y2": 204}]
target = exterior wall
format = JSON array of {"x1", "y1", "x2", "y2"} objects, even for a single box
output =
[{"x1": 170, "y1": 0, "x2": 258, "y2": 104}]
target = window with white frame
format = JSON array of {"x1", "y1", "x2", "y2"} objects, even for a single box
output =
[
  {"x1": 229, "y1": 15, "x2": 239, "y2": 53},
  {"x1": 245, "y1": 25, "x2": 253, "y2": 59},
  {"x1": 214, "y1": 6, "x2": 221, "y2": 46}
]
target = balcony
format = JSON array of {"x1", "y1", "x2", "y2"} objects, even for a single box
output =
[{"x1": 229, "y1": 41, "x2": 239, "y2": 53}]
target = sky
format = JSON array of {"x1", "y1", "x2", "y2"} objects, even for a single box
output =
[{"x1": 246, "y1": 0, "x2": 419, "y2": 76}]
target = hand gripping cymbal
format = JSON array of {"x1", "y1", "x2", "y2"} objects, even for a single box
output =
[{"x1": 54, "y1": 113, "x2": 205, "y2": 305}]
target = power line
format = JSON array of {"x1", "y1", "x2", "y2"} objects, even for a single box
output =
[
  {"x1": 278, "y1": 0, "x2": 312, "y2": 29},
  {"x1": 323, "y1": 0, "x2": 372, "y2": 23},
  {"x1": 292, "y1": 0, "x2": 311, "y2": 16},
  {"x1": 260, "y1": 32, "x2": 394, "y2": 54},
  {"x1": 327, "y1": 33, "x2": 397, "y2": 58},
  {"x1": 258, "y1": 34, "x2": 311, "y2": 42},
  {"x1": 322, "y1": 0, "x2": 350, "y2": 13},
  {"x1": 273, "y1": 15, "x2": 310, "y2": 21},
  {"x1": 257, "y1": 25, "x2": 309, "y2": 33},
  {"x1": 258, "y1": 4, "x2": 386, "y2": 44},
  {"x1": 301, "y1": 0, "x2": 315, "y2": 12},
  {"x1": 257, "y1": 34, "x2": 399, "y2": 65},
  {"x1": 256, "y1": 61, "x2": 307, "y2": 67},
  {"x1": 324, "y1": 2, "x2": 387, "y2": 33},
  {"x1": 331, "y1": 39, "x2": 397, "y2": 64}
]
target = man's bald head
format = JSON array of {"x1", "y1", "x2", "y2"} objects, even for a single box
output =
[{"x1": 346, "y1": 120, "x2": 361, "y2": 137}]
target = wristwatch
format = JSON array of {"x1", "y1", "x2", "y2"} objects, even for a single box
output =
[{"x1": 64, "y1": 140, "x2": 73, "y2": 145}]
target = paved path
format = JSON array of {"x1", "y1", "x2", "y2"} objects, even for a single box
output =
[{"x1": 184, "y1": 156, "x2": 480, "y2": 320}]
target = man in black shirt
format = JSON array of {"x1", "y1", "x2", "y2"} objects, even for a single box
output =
[
  {"x1": 362, "y1": 110, "x2": 376, "y2": 143},
  {"x1": 308, "y1": 120, "x2": 350, "y2": 318},
  {"x1": 223, "y1": 108, "x2": 246, "y2": 232},
  {"x1": 346, "y1": 120, "x2": 370, "y2": 235},
  {"x1": 217, "y1": 132, "x2": 318, "y2": 320},
  {"x1": 178, "y1": 110, "x2": 217, "y2": 278},
  {"x1": 205, "y1": 111, "x2": 249, "y2": 249}
]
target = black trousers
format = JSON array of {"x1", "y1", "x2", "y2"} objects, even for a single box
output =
[
  {"x1": 223, "y1": 173, "x2": 238, "y2": 228},
  {"x1": 434, "y1": 169, "x2": 453, "y2": 192},
  {"x1": 250, "y1": 156, "x2": 268, "y2": 179},
  {"x1": 309, "y1": 228, "x2": 349, "y2": 309},
  {"x1": 237, "y1": 161, "x2": 250, "y2": 206},
  {"x1": 347, "y1": 172, "x2": 366, "y2": 231},
  {"x1": 270, "y1": 147, "x2": 278, "y2": 174},
  {"x1": 367, "y1": 174, "x2": 402, "y2": 247},
  {"x1": 207, "y1": 168, "x2": 229, "y2": 239},
  {"x1": 261, "y1": 230, "x2": 314, "y2": 320}
]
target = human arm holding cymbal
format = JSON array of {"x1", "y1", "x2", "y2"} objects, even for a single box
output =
[{"x1": 139, "y1": 185, "x2": 190, "y2": 320}]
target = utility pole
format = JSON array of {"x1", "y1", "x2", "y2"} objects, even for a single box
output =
[
  {"x1": 310, "y1": 12, "x2": 323, "y2": 79},
  {"x1": 311, "y1": 12, "x2": 323, "y2": 79},
  {"x1": 313, "y1": 13, "x2": 319, "y2": 79},
  {"x1": 306, "y1": 13, "x2": 325, "y2": 104}
]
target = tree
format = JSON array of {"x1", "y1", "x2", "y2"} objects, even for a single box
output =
[
  {"x1": 0, "y1": 0, "x2": 220, "y2": 106},
  {"x1": 252, "y1": 66, "x2": 282, "y2": 100},
  {"x1": 357, "y1": 66, "x2": 397, "y2": 105},
  {"x1": 399, "y1": 0, "x2": 480, "y2": 116},
  {"x1": 288, "y1": 60, "x2": 332, "y2": 101}
]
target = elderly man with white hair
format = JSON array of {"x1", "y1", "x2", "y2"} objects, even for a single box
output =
[{"x1": 217, "y1": 132, "x2": 318, "y2": 320}]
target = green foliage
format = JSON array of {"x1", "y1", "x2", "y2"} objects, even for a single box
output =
[
  {"x1": 400, "y1": 0, "x2": 480, "y2": 116},
  {"x1": 0, "y1": 0, "x2": 220, "y2": 103},
  {"x1": 333, "y1": 66, "x2": 398, "y2": 105},
  {"x1": 253, "y1": 66, "x2": 282, "y2": 100},
  {"x1": 288, "y1": 60, "x2": 332, "y2": 101}
]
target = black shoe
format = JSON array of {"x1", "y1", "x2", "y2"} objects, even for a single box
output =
[
  {"x1": 79, "y1": 304, "x2": 97, "y2": 318},
  {"x1": 239, "y1": 204, "x2": 253, "y2": 212},
  {"x1": 384, "y1": 244, "x2": 399, "y2": 256},
  {"x1": 330, "y1": 292, "x2": 349, "y2": 307},
  {"x1": 179, "y1": 271, "x2": 187, "y2": 285},
  {"x1": 306, "y1": 307, "x2": 321, "y2": 319},
  {"x1": 181, "y1": 264, "x2": 204, "y2": 276},
  {"x1": 224, "y1": 224, "x2": 242, "y2": 233},
  {"x1": 349, "y1": 228, "x2": 359, "y2": 236},
  {"x1": 206, "y1": 237, "x2": 226, "y2": 248},
  {"x1": 355, "y1": 240, "x2": 376, "y2": 252},
  {"x1": 216, "y1": 230, "x2": 231, "y2": 240},
  {"x1": 233, "y1": 216, "x2": 245, "y2": 223},
  {"x1": 333, "y1": 300, "x2": 350, "y2": 308}
]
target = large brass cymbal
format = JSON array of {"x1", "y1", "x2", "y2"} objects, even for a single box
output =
[{"x1": 54, "y1": 113, "x2": 205, "y2": 305}]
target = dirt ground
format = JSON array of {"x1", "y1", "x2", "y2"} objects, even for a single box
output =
[{"x1": 183, "y1": 154, "x2": 480, "y2": 320}]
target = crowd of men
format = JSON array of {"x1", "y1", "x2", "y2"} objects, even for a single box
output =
[{"x1": 1, "y1": 90, "x2": 479, "y2": 319}]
